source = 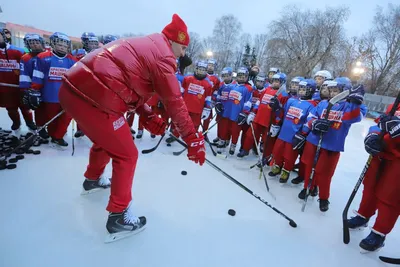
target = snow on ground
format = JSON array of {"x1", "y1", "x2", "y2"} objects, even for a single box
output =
[{"x1": 0, "y1": 109, "x2": 398, "y2": 267}]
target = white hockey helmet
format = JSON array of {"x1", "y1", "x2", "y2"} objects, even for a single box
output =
[{"x1": 314, "y1": 70, "x2": 333, "y2": 80}]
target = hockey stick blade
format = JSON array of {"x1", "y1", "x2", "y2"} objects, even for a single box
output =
[
  {"x1": 379, "y1": 256, "x2": 400, "y2": 265},
  {"x1": 141, "y1": 134, "x2": 166, "y2": 154}
]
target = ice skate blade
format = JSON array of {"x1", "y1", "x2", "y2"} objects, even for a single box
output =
[
  {"x1": 216, "y1": 153, "x2": 227, "y2": 159},
  {"x1": 104, "y1": 225, "x2": 146, "y2": 243},
  {"x1": 359, "y1": 246, "x2": 383, "y2": 254},
  {"x1": 80, "y1": 187, "x2": 109, "y2": 195},
  {"x1": 349, "y1": 226, "x2": 368, "y2": 231},
  {"x1": 50, "y1": 143, "x2": 68, "y2": 151}
]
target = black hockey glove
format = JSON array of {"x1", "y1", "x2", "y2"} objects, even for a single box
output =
[
  {"x1": 215, "y1": 102, "x2": 224, "y2": 114},
  {"x1": 292, "y1": 132, "x2": 307, "y2": 150},
  {"x1": 364, "y1": 132, "x2": 383, "y2": 156},
  {"x1": 237, "y1": 112, "x2": 247, "y2": 126},
  {"x1": 311, "y1": 119, "x2": 332, "y2": 134},
  {"x1": 268, "y1": 97, "x2": 282, "y2": 112},
  {"x1": 22, "y1": 89, "x2": 41, "y2": 109}
]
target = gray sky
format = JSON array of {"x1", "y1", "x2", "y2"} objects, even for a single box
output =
[{"x1": 0, "y1": 0, "x2": 394, "y2": 39}]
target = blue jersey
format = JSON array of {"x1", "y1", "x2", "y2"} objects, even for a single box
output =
[
  {"x1": 71, "y1": 48, "x2": 86, "y2": 60},
  {"x1": 278, "y1": 98, "x2": 316, "y2": 143},
  {"x1": 10, "y1": 45, "x2": 25, "y2": 54},
  {"x1": 19, "y1": 53, "x2": 39, "y2": 88},
  {"x1": 219, "y1": 83, "x2": 252, "y2": 121},
  {"x1": 32, "y1": 51, "x2": 77, "y2": 103},
  {"x1": 302, "y1": 100, "x2": 367, "y2": 152},
  {"x1": 312, "y1": 91, "x2": 321, "y2": 101}
]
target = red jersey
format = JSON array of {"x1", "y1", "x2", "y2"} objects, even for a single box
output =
[{"x1": 182, "y1": 75, "x2": 213, "y2": 114}]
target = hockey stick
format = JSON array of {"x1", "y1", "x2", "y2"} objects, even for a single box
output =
[
  {"x1": 302, "y1": 90, "x2": 350, "y2": 212},
  {"x1": 0, "y1": 82, "x2": 19, "y2": 88},
  {"x1": 342, "y1": 91, "x2": 400, "y2": 244},
  {"x1": 170, "y1": 134, "x2": 298, "y2": 228},
  {"x1": 0, "y1": 110, "x2": 65, "y2": 161},
  {"x1": 141, "y1": 122, "x2": 172, "y2": 155},
  {"x1": 71, "y1": 120, "x2": 75, "y2": 156},
  {"x1": 250, "y1": 122, "x2": 276, "y2": 200},
  {"x1": 379, "y1": 256, "x2": 400, "y2": 265}
]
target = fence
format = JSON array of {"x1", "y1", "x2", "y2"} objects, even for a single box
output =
[{"x1": 363, "y1": 93, "x2": 395, "y2": 114}]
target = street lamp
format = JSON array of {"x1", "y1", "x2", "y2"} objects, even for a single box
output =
[
  {"x1": 206, "y1": 51, "x2": 213, "y2": 58},
  {"x1": 356, "y1": 61, "x2": 362, "y2": 67}
]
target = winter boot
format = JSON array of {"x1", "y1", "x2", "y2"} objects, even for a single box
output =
[
  {"x1": 279, "y1": 169, "x2": 290, "y2": 183},
  {"x1": 268, "y1": 164, "x2": 281, "y2": 177},
  {"x1": 359, "y1": 230, "x2": 385, "y2": 253},
  {"x1": 105, "y1": 205, "x2": 147, "y2": 243},
  {"x1": 81, "y1": 175, "x2": 111, "y2": 195},
  {"x1": 347, "y1": 214, "x2": 369, "y2": 230}
]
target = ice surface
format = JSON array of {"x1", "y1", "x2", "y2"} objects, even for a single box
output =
[{"x1": 0, "y1": 110, "x2": 398, "y2": 267}]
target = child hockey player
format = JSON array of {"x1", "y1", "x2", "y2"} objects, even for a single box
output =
[
  {"x1": 346, "y1": 102, "x2": 400, "y2": 253},
  {"x1": 293, "y1": 78, "x2": 366, "y2": 211},
  {"x1": 215, "y1": 67, "x2": 252, "y2": 155},
  {"x1": 269, "y1": 79, "x2": 317, "y2": 183}
]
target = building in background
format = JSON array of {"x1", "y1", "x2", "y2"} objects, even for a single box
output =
[{"x1": 1, "y1": 22, "x2": 82, "y2": 50}]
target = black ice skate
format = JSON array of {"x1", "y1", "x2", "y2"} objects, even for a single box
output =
[
  {"x1": 359, "y1": 230, "x2": 385, "y2": 253},
  {"x1": 318, "y1": 199, "x2": 330, "y2": 212},
  {"x1": 81, "y1": 175, "x2": 111, "y2": 195},
  {"x1": 74, "y1": 130, "x2": 85, "y2": 138},
  {"x1": 50, "y1": 138, "x2": 68, "y2": 150},
  {"x1": 347, "y1": 214, "x2": 369, "y2": 230},
  {"x1": 291, "y1": 176, "x2": 304, "y2": 184},
  {"x1": 105, "y1": 206, "x2": 146, "y2": 243}
]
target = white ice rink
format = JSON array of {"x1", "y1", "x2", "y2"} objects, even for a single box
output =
[{"x1": 0, "y1": 109, "x2": 398, "y2": 267}]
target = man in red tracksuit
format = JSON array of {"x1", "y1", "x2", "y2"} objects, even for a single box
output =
[
  {"x1": 346, "y1": 103, "x2": 400, "y2": 252},
  {"x1": 58, "y1": 14, "x2": 206, "y2": 242}
]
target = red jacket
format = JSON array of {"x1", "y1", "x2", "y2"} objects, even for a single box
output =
[{"x1": 62, "y1": 33, "x2": 195, "y2": 138}]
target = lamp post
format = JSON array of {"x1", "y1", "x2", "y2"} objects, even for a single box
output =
[
  {"x1": 206, "y1": 50, "x2": 213, "y2": 58},
  {"x1": 352, "y1": 61, "x2": 365, "y2": 83}
]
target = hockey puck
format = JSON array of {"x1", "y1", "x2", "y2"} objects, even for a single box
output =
[
  {"x1": 6, "y1": 164, "x2": 17, "y2": 169},
  {"x1": 16, "y1": 155, "x2": 24, "y2": 160},
  {"x1": 26, "y1": 149, "x2": 34, "y2": 154},
  {"x1": 40, "y1": 139, "x2": 49, "y2": 144},
  {"x1": 32, "y1": 150, "x2": 41, "y2": 155},
  {"x1": 0, "y1": 160, "x2": 6, "y2": 167},
  {"x1": 181, "y1": 170, "x2": 187, "y2": 175},
  {"x1": 9, "y1": 158, "x2": 18, "y2": 163},
  {"x1": 166, "y1": 143, "x2": 171, "y2": 147},
  {"x1": 16, "y1": 149, "x2": 25, "y2": 155},
  {"x1": 228, "y1": 209, "x2": 236, "y2": 216}
]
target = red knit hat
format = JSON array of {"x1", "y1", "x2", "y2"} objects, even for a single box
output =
[{"x1": 162, "y1": 14, "x2": 190, "y2": 46}]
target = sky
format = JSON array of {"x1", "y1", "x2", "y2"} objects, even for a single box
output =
[{"x1": 0, "y1": 0, "x2": 395, "y2": 39}]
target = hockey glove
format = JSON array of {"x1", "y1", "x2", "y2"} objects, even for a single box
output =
[
  {"x1": 292, "y1": 132, "x2": 307, "y2": 150},
  {"x1": 311, "y1": 119, "x2": 332, "y2": 133},
  {"x1": 139, "y1": 114, "x2": 167, "y2": 136},
  {"x1": 347, "y1": 84, "x2": 365, "y2": 105},
  {"x1": 268, "y1": 97, "x2": 282, "y2": 112},
  {"x1": 184, "y1": 132, "x2": 206, "y2": 166},
  {"x1": 237, "y1": 112, "x2": 247, "y2": 125},
  {"x1": 364, "y1": 132, "x2": 383, "y2": 156},
  {"x1": 269, "y1": 124, "x2": 281, "y2": 137},
  {"x1": 215, "y1": 102, "x2": 224, "y2": 114},
  {"x1": 201, "y1": 108, "x2": 211, "y2": 120},
  {"x1": 246, "y1": 112, "x2": 255, "y2": 125},
  {"x1": 378, "y1": 114, "x2": 400, "y2": 139},
  {"x1": 22, "y1": 89, "x2": 41, "y2": 109}
]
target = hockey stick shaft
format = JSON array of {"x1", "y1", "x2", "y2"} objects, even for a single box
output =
[
  {"x1": 169, "y1": 134, "x2": 297, "y2": 227},
  {"x1": 342, "y1": 90, "x2": 400, "y2": 244},
  {"x1": 0, "y1": 82, "x2": 19, "y2": 88},
  {"x1": 0, "y1": 110, "x2": 65, "y2": 160},
  {"x1": 250, "y1": 123, "x2": 274, "y2": 198},
  {"x1": 71, "y1": 120, "x2": 75, "y2": 156}
]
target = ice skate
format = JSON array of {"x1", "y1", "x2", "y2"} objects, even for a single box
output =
[
  {"x1": 81, "y1": 175, "x2": 111, "y2": 195},
  {"x1": 105, "y1": 205, "x2": 147, "y2": 243}
]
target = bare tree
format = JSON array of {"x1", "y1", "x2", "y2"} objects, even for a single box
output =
[
  {"x1": 266, "y1": 5, "x2": 350, "y2": 77},
  {"x1": 253, "y1": 34, "x2": 269, "y2": 71},
  {"x1": 359, "y1": 4, "x2": 400, "y2": 96},
  {"x1": 209, "y1": 14, "x2": 242, "y2": 71},
  {"x1": 186, "y1": 32, "x2": 204, "y2": 61}
]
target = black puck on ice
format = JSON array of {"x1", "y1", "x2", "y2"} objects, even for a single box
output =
[
  {"x1": 6, "y1": 164, "x2": 17, "y2": 169},
  {"x1": 181, "y1": 170, "x2": 187, "y2": 175},
  {"x1": 166, "y1": 143, "x2": 171, "y2": 147},
  {"x1": 16, "y1": 155, "x2": 24, "y2": 160},
  {"x1": 16, "y1": 149, "x2": 25, "y2": 155},
  {"x1": 26, "y1": 149, "x2": 34, "y2": 154},
  {"x1": 32, "y1": 150, "x2": 41, "y2": 155},
  {"x1": 9, "y1": 158, "x2": 18, "y2": 163},
  {"x1": 228, "y1": 209, "x2": 236, "y2": 216}
]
